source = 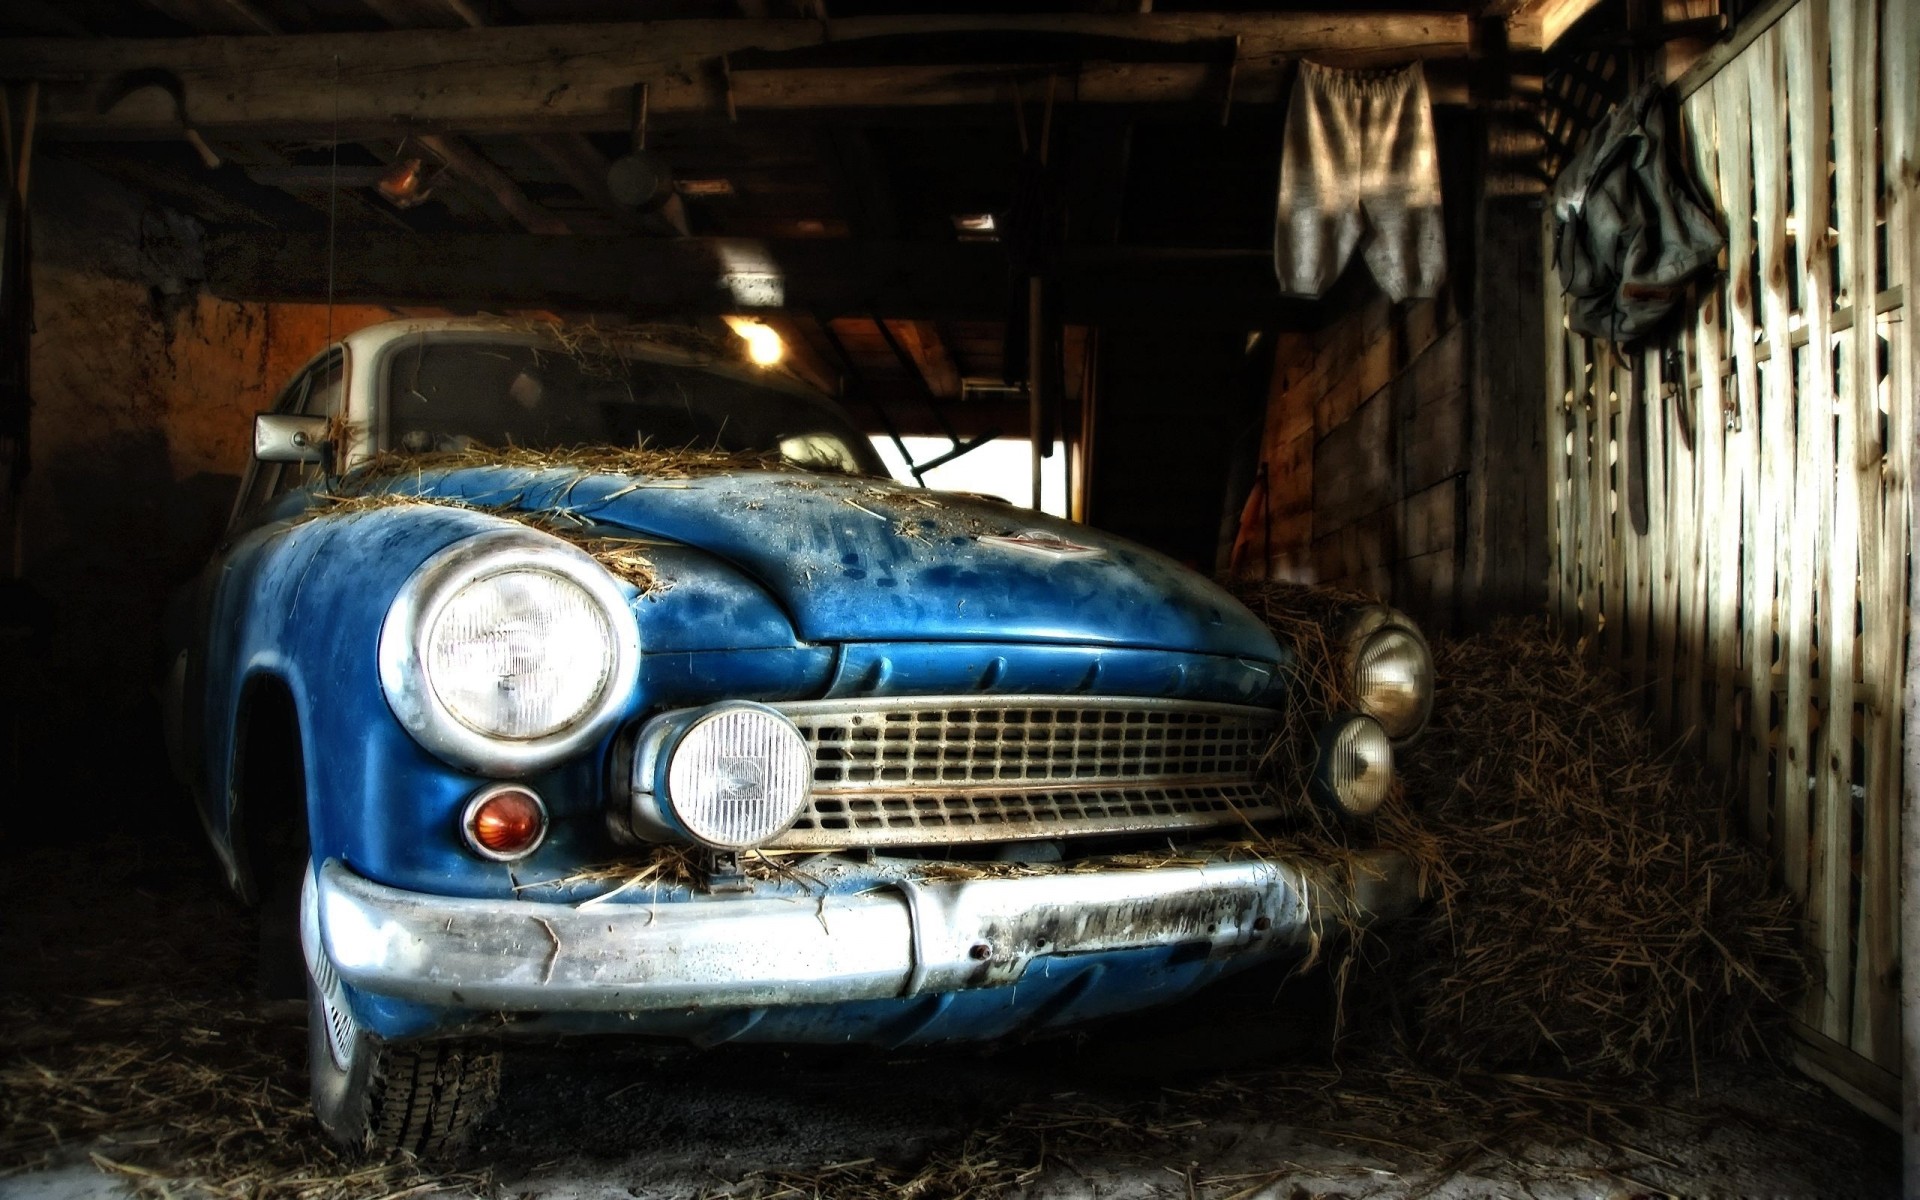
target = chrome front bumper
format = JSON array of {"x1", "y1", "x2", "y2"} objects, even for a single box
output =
[{"x1": 312, "y1": 851, "x2": 1418, "y2": 1014}]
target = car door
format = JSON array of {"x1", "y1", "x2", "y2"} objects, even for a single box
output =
[{"x1": 164, "y1": 349, "x2": 347, "y2": 867}]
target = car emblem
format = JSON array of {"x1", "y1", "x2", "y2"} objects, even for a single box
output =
[{"x1": 977, "y1": 531, "x2": 1106, "y2": 561}]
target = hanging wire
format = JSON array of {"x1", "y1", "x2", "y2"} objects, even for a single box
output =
[{"x1": 325, "y1": 53, "x2": 341, "y2": 345}]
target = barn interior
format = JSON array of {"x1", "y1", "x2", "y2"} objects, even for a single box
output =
[{"x1": 0, "y1": 0, "x2": 1913, "y2": 1196}]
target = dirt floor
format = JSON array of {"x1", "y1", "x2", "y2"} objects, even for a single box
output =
[{"x1": 0, "y1": 825, "x2": 1898, "y2": 1200}]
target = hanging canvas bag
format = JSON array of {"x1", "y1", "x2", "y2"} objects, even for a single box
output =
[{"x1": 1551, "y1": 77, "x2": 1723, "y2": 344}]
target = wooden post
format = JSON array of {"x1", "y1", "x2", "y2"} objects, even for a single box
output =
[
  {"x1": 1462, "y1": 98, "x2": 1549, "y2": 622},
  {"x1": 1029, "y1": 274, "x2": 1046, "y2": 511}
]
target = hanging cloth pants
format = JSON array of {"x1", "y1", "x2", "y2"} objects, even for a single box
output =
[{"x1": 1274, "y1": 61, "x2": 1446, "y2": 302}]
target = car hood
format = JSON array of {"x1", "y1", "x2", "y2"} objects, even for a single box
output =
[{"x1": 384, "y1": 466, "x2": 1282, "y2": 662}]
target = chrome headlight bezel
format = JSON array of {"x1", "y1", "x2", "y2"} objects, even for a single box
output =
[
  {"x1": 622, "y1": 701, "x2": 813, "y2": 851},
  {"x1": 1344, "y1": 607, "x2": 1434, "y2": 743},
  {"x1": 379, "y1": 526, "x2": 641, "y2": 776},
  {"x1": 1312, "y1": 713, "x2": 1395, "y2": 818}
]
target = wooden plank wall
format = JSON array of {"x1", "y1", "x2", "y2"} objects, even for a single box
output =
[
  {"x1": 1545, "y1": 0, "x2": 1915, "y2": 1111},
  {"x1": 1231, "y1": 293, "x2": 1469, "y2": 626}
]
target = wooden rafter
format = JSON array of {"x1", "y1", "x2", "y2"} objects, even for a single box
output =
[
  {"x1": 1497, "y1": 0, "x2": 1612, "y2": 49},
  {"x1": 413, "y1": 133, "x2": 570, "y2": 235},
  {"x1": 202, "y1": 231, "x2": 1323, "y2": 324},
  {"x1": 883, "y1": 320, "x2": 962, "y2": 399},
  {"x1": 2, "y1": 13, "x2": 1475, "y2": 141}
]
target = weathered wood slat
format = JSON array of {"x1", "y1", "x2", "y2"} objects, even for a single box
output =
[
  {"x1": 1713, "y1": 59, "x2": 1765, "y2": 842},
  {"x1": 1606, "y1": 349, "x2": 1628, "y2": 674},
  {"x1": 1643, "y1": 341, "x2": 1673, "y2": 731},
  {"x1": 1568, "y1": 333, "x2": 1594, "y2": 643},
  {"x1": 1545, "y1": 237, "x2": 1574, "y2": 630},
  {"x1": 1835, "y1": 0, "x2": 1896, "y2": 1067},
  {"x1": 1779, "y1": 2, "x2": 1826, "y2": 913},
  {"x1": 1681, "y1": 85, "x2": 1728, "y2": 764},
  {"x1": 1623, "y1": 352, "x2": 1649, "y2": 693},
  {"x1": 1788, "y1": 0, "x2": 1838, "y2": 1028},
  {"x1": 1865, "y1": 0, "x2": 1916, "y2": 1077},
  {"x1": 1587, "y1": 343, "x2": 1610, "y2": 653},
  {"x1": 1801, "y1": 0, "x2": 1855, "y2": 1043},
  {"x1": 1667, "y1": 325, "x2": 1702, "y2": 736},
  {"x1": 1746, "y1": 28, "x2": 1797, "y2": 884}
]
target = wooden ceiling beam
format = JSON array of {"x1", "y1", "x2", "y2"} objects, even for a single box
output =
[
  {"x1": 202, "y1": 230, "x2": 1328, "y2": 325},
  {"x1": 1501, "y1": 0, "x2": 1612, "y2": 49},
  {"x1": 883, "y1": 319, "x2": 962, "y2": 399},
  {"x1": 4, "y1": 13, "x2": 1474, "y2": 140}
]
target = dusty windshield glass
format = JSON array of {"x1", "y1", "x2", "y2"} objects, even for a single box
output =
[{"x1": 382, "y1": 337, "x2": 883, "y2": 476}]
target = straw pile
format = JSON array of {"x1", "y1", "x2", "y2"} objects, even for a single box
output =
[
  {"x1": 1382, "y1": 619, "x2": 1807, "y2": 1076},
  {"x1": 1223, "y1": 586, "x2": 1806, "y2": 1078}
]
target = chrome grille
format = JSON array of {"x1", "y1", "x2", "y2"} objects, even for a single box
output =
[{"x1": 768, "y1": 696, "x2": 1283, "y2": 848}]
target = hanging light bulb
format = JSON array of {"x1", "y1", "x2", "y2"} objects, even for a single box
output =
[{"x1": 723, "y1": 316, "x2": 784, "y2": 366}]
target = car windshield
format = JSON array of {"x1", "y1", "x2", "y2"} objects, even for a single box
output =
[{"x1": 381, "y1": 336, "x2": 884, "y2": 476}]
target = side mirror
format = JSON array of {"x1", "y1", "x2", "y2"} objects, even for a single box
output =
[{"x1": 254, "y1": 413, "x2": 332, "y2": 464}]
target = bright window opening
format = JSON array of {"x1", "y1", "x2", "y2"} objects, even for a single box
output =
[{"x1": 869, "y1": 436, "x2": 1071, "y2": 519}]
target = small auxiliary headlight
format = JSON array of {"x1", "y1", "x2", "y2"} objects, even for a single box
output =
[
  {"x1": 1313, "y1": 715, "x2": 1394, "y2": 818},
  {"x1": 660, "y1": 703, "x2": 812, "y2": 850},
  {"x1": 462, "y1": 784, "x2": 548, "y2": 860}
]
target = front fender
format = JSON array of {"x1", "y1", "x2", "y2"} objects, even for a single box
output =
[
  {"x1": 203, "y1": 505, "x2": 533, "y2": 890},
  {"x1": 197, "y1": 501, "x2": 833, "y2": 900}
]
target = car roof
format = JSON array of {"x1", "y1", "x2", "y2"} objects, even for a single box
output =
[{"x1": 341, "y1": 316, "x2": 825, "y2": 400}]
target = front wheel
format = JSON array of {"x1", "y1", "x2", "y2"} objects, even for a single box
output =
[
  {"x1": 306, "y1": 979, "x2": 501, "y2": 1157},
  {"x1": 303, "y1": 876, "x2": 499, "y2": 1157}
]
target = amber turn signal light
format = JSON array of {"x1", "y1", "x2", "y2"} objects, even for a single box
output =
[{"x1": 461, "y1": 785, "x2": 548, "y2": 861}]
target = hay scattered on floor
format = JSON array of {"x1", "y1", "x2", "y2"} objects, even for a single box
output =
[
  {"x1": 701, "y1": 1055, "x2": 1735, "y2": 1200},
  {"x1": 1386, "y1": 619, "x2": 1807, "y2": 1077},
  {"x1": 0, "y1": 845, "x2": 489, "y2": 1200}
]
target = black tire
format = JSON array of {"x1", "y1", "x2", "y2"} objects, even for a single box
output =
[{"x1": 308, "y1": 979, "x2": 501, "y2": 1157}]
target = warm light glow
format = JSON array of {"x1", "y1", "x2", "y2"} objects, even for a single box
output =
[{"x1": 724, "y1": 316, "x2": 785, "y2": 366}]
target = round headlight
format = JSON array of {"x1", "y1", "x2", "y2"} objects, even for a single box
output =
[
  {"x1": 1352, "y1": 624, "x2": 1434, "y2": 740},
  {"x1": 1314, "y1": 716, "x2": 1394, "y2": 818},
  {"x1": 381, "y1": 525, "x2": 641, "y2": 776},
  {"x1": 428, "y1": 569, "x2": 612, "y2": 740},
  {"x1": 664, "y1": 703, "x2": 812, "y2": 849}
]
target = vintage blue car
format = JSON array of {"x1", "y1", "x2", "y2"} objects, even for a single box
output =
[{"x1": 163, "y1": 318, "x2": 1431, "y2": 1154}]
